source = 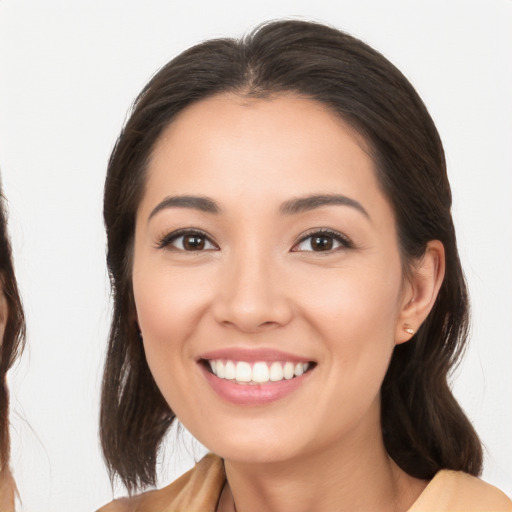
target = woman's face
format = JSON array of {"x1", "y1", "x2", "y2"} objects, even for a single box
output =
[{"x1": 133, "y1": 94, "x2": 412, "y2": 464}]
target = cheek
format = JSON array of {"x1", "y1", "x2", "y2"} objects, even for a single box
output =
[
  {"x1": 299, "y1": 261, "x2": 402, "y2": 381},
  {"x1": 132, "y1": 267, "x2": 197, "y2": 396},
  {"x1": 302, "y1": 261, "x2": 402, "y2": 334},
  {"x1": 133, "y1": 264, "x2": 209, "y2": 345},
  {"x1": 132, "y1": 260, "x2": 223, "y2": 414},
  {"x1": 131, "y1": 271, "x2": 194, "y2": 422},
  {"x1": 291, "y1": 265, "x2": 402, "y2": 435}
]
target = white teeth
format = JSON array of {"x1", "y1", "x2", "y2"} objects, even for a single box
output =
[
  {"x1": 225, "y1": 360, "x2": 236, "y2": 380},
  {"x1": 283, "y1": 362, "x2": 295, "y2": 380},
  {"x1": 269, "y1": 361, "x2": 284, "y2": 382},
  {"x1": 252, "y1": 362, "x2": 270, "y2": 383},
  {"x1": 216, "y1": 360, "x2": 226, "y2": 378},
  {"x1": 235, "y1": 361, "x2": 252, "y2": 382},
  {"x1": 208, "y1": 359, "x2": 312, "y2": 383}
]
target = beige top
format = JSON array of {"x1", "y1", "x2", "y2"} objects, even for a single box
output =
[{"x1": 97, "y1": 453, "x2": 512, "y2": 512}]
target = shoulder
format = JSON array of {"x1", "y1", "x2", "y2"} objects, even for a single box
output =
[
  {"x1": 96, "y1": 454, "x2": 226, "y2": 512},
  {"x1": 409, "y1": 470, "x2": 512, "y2": 512}
]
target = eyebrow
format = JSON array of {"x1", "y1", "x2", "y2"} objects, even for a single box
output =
[
  {"x1": 149, "y1": 195, "x2": 220, "y2": 220},
  {"x1": 279, "y1": 194, "x2": 370, "y2": 219},
  {"x1": 148, "y1": 193, "x2": 370, "y2": 221}
]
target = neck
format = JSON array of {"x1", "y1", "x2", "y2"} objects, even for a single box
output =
[{"x1": 219, "y1": 418, "x2": 426, "y2": 512}]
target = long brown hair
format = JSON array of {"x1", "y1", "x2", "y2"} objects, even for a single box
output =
[
  {"x1": 101, "y1": 19, "x2": 482, "y2": 492},
  {"x1": 0, "y1": 184, "x2": 25, "y2": 477}
]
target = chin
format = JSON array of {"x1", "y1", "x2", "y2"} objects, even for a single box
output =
[
  {"x1": 194, "y1": 422, "x2": 307, "y2": 466},
  {"x1": 214, "y1": 443, "x2": 295, "y2": 465}
]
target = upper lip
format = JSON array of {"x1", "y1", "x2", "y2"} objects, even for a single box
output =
[{"x1": 198, "y1": 347, "x2": 313, "y2": 363}]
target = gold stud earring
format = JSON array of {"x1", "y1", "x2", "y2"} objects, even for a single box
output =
[{"x1": 403, "y1": 324, "x2": 415, "y2": 335}]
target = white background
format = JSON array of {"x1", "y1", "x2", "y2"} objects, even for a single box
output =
[{"x1": 0, "y1": 0, "x2": 511, "y2": 510}]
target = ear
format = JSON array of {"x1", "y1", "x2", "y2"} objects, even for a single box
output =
[{"x1": 395, "y1": 240, "x2": 445, "y2": 345}]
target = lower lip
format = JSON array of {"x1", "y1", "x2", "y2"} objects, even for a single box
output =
[{"x1": 201, "y1": 364, "x2": 312, "y2": 406}]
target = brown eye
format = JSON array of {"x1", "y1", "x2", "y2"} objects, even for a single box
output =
[
  {"x1": 310, "y1": 236, "x2": 334, "y2": 251},
  {"x1": 292, "y1": 230, "x2": 352, "y2": 253},
  {"x1": 159, "y1": 230, "x2": 217, "y2": 251},
  {"x1": 183, "y1": 234, "x2": 206, "y2": 250}
]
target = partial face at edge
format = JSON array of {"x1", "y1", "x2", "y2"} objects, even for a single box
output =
[
  {"x1": 0, "y1": 278, "x2": 7, "y2": 345},
  {"x1": 131, "y1": 94, "x2": 419, "y2": 464}
]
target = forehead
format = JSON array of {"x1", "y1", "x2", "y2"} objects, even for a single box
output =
[
  {"x1": 142, "y1": 93, "x2": 386, "y2": 217},
  {"x1": 151, "y1": 93, "x2": 371, "y2": 164}
]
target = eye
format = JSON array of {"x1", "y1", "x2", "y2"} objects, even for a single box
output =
[
  {"x1": 291, "y1": 229, "x2": 352, "y2": 253},
  {"x1": 158, "y1": 229, "x2": 218, "y2": 251}
]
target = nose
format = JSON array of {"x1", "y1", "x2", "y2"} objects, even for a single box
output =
[{"x1": 211, "y1": 250, "x2": 293, "y2": 333}]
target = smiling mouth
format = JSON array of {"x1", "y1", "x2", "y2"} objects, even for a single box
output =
[{"x1": 202, "y1": 359, "x2": 315, "y2": 385}]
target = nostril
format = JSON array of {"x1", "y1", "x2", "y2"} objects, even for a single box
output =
[
  {"x1": 217, "y1": 316, "x2": 287, "y2": 333},
  {"x1": 258, "y1": 320, "x2": 281, "y2": 328}
]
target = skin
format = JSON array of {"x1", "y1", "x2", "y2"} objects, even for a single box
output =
[
  {"x1": 132, "y1": 94, "x2": 445, "y2": 512},
  {"x1": 0, "y1": 282, "x2": 16, "y2": 511}
]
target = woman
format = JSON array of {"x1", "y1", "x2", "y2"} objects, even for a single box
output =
[
  {"x1": 98, "y1": 20, "x2": 512, "y2": 511},
  {"x1": 0, "y1": 181, "x2": 25, "y2": 511}
]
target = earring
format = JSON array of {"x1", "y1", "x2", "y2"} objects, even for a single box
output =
[{"x1": 403, "y1": 324, "x2": 415, "y2": 335}]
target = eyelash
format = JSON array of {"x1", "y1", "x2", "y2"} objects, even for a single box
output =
[
  {"x1": 291, "y1": 228, "x2": 353, "y2": 253},
  {"x1": 156, "y1": 228, "x2": 353, "y2": 253},
  {"x1": 157, "y1": 229, "x2": 218, "y2": 251}
]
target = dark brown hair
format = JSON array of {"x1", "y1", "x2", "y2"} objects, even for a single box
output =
[
  {"x1": 101, "y1": 19, "x2": 482, "y2": 492},
  {"x1": 0, "y1": 185, "x2": 25, "y2": 476}
]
